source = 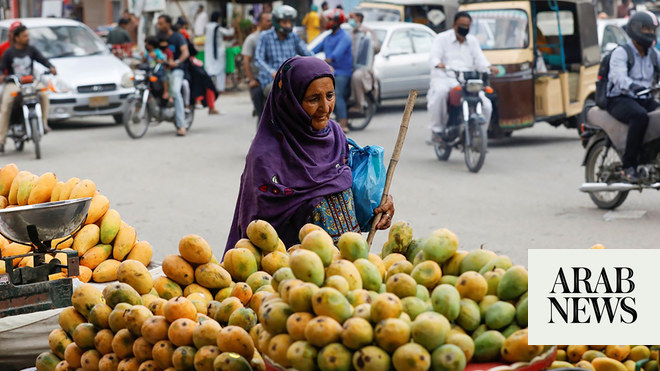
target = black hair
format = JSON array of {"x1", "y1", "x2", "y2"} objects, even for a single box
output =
[
  {"x1": 355, "y1": 12, "x2": 364, "y2": 22},
  {"x1": 145, "y1": 35, "x2": 159, "y2": 48},
  {"x1": 12, "y1": 25, "x2": 27, "y2": 41},
  {"x1": 321, "y1": 1, "x2": 328, "y2": 8},
  {"x1": 176, "y1": 17, "x2": 186, "y2": 26},
  {"x1": 257, "y1": 12, "x2": 270, "y2": 23},
  {"x1": 118, "y1": 18, "x2": 130, "y2": 26},
  {"x1": 211, "y1": 11, "x2": 221, "y2": 23},
  {"x1": 336, "y1": 4, "x2": 343, "y2": 9},
  {"x1": 454, "y1": 11, "x2": 472, "y2": 23},
  {"x1": 159, "y1": 14, "x2": 172, "y2": 25}
]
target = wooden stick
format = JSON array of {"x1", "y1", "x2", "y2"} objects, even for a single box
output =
[{"x1": 367, "y1": 89, "x2": 418, "y2": 247}]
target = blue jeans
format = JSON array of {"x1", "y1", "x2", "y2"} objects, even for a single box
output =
[
  {"x1": 171, "y1": 69, "x2": 185, "y2": 128},
  {"x1": 334, "y1": 74, "x2": 351, "y2": 121}
]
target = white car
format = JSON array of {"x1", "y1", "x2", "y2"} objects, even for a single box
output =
[
  {"x1": 308, "y1": 22, "x2": 437, "y2": 100},
  {"x1": 597, "y1": 18, "x2": 630, "y2": 57},
  {"x1": 0, "y1": 18, "x2": 134, "y2": 123}
]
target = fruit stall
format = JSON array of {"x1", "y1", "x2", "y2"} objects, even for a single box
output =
[{"x1": 0, "y1": 164, "x2": 656, "y2": 371}]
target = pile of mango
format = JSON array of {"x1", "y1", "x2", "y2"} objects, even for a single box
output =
[
  {"x1": 0, "y1": 163, "x2": 152, "y2": 282},
  {"x1": 551, "y1": 345, "x2": 660, "y2": 371},
  {"x1": 36, "y1": 235, "x2": 266, "y2": 371}
]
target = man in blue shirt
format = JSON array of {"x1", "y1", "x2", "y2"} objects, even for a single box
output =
[
  {"x1": 313, "y1": 9, "x2": 352, "y2": 132},
  {"x1": 607, "y1": 11, "x2": 660, "y2": 183},
  {"x1": 254, "y1": 5, "x2": 312, "y2": 96}
]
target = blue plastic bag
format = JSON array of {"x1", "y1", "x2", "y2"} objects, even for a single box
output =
[{"x1": 347, "y1": 138, "x2": 386, "y2": 231}]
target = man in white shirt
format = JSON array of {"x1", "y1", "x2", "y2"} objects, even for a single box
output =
[
  {"x1": 193, "y1": 5, "x2": 209, "y2": 38},
  {"x1": 427, "y1": 11, "x2": 498, "y2": 138}
]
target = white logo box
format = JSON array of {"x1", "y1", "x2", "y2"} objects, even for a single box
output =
[{"x1": 528, "y1": 249, "x2": 660, "y2": 345}]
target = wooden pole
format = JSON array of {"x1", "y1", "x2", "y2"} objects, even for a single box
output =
[{"x1": 367, "y1": 89, "x2": 418, "y2": 247}]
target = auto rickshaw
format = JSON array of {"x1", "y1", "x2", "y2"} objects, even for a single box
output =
[
  {"x1": 355, "y1": 0, "x2": 459, "y2": 32},
  {"x1": 458, "y1": 0, "x2": 600, "y2": 137}
]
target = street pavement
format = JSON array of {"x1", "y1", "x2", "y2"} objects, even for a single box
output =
[{"x1": 4, "y1": 90, "x2": 660, "y2": 266}]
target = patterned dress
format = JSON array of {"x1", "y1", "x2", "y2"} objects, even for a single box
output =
[{"x1": 310, "y1": 188, "x2": 361, "y2": 243}]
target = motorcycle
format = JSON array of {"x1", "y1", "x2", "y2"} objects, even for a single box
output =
[
  {"x1": 432, "y1": 69, "x2": 490, "y2": 173},
  {"x1": 347, "y1": 80, "x2": 378, "y2": 131},
  {"x1": 5, "y1": 72, "x2": 52, "y2": 159},
  {"x1": 580, "y1": 86, "x2": 660, "y2": 209},
  {"x1": 123, "y1": 64, "x2": 194, "y2": 139}
]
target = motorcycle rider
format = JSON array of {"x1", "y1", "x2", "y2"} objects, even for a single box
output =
[
  {"x1": 312, "y1": 9, "x2": 353, "y2": 133},
  {"x1": 348, "y1": 11, "x2": 381, "y2": 117},
  {"x1": 157, "y1": 14, "x2": 190, "y2": 137},
  {"x1": 427, "y1": 12, "x2": 497, "y2": 141},
  {"x1": 0, "y1": 25, "x2": 56, "y2": 153},
  {"x1": 254, "y1": 5, "x2": 312, "y2": 97},
  {"x1": 607, "y1": 11, "x2": 660, "y2": 183}
]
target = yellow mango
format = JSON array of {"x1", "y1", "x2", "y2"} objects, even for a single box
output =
[
  {"x1": 28, "y1": 172, "x2": 57, "y2": 205},
  {"x1": 592, "y1": 357, "x2": 628, "y2": 371},
  {"x1": 74, "y1": 266, "x2": 93, "y2": 283},
  {"x1": 0, "y1": 163, "x2": 18, "y2": 196},
  {"x1": 50, "y1": 181, "x2": 64, "y2": 202},
  {"x1": 72, "y1": 224, "x2": 100, "y2": 256},
  {"x1": 49, "y1": 272, "x2": 67, "y2": 281},
  {"x1": 8, "y1": 170, "x2": 30, "y2": 205},
  {"x1": 53, "y1": 250, "x2": 74, "y2": 266},
  {"x1": 16, "y1": 173, "x2": 38, "y2": 206},
  {"x1": 126, "y1": 241, "x2": 152, "y2": 266},
  {"x1": 112, "y1": 223, "x2": 136, "y2": 261},
  {"x1": 117, "y1": 259, "x2": 153, "y2": 294},
  {"x1": 92, "y1": 259, "x2": 122, "y2": 282},
  {"x1": 51, "y1": 236, "x2": 74, "y2": 250},
  {"x1": 59, "y1": 177, "x2": 80, "y2": 201},
  {"x1": 0, "y1": 260, "x2": 4, "y2": 274},
  {"x1": 69, "y1": 179, "x2": 96, "y2": 200},
  {"x1": 178, "y1": 234, "x2": 212, "y2": 264},
  {"x1": 1, "y1": 243, "x2": 31, "y2": 267},
  {"x1": 0, "y1": 195, "x2": 7, "y2": 209},
  {"x1": 80, "y1": 244, "x2": 112, "y2": 270},
  {"x1": 85, "y1": 194, "x2": 109, "y2": 225},
  {"x1": 100, "y1": 209, "x2": 121, "y2": 244}
]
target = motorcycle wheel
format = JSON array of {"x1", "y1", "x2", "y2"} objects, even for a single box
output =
[
  {"x1": 464, "y1": 119, "x2": 487, "y2": 173},
  {"x1": 14, "y1": 139, "x2": 24, "y2": 152},
  {"x1": 347, "y1": 93, "x2": 377, "y2": 131},
  {"x1": 434, "y1": 140, "x2": 452, "y2": 161},
  {"x1": 585, "y1": 140, "x2": 629, "y2": 209},
  {"x1": 183, "y1": 106, "x2": 194, "y2": 130},
  {"x1": 124, "y1": 96, "x2": 150, "y2": 139},
  {"x1": 30, "y1": 117, "x2": 41, "y2": 159}
]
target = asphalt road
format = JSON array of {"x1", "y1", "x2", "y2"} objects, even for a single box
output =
[{"x1": 5, "y1": 91, "x2": 659, "y2": 266}]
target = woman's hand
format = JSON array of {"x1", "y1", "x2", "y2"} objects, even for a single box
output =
[{"x1": 373, "y1": 194, "x2": 394, "y2": 230}]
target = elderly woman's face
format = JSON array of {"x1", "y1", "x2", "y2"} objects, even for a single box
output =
[{"x1": 301, "y1": 77, "x2": 335, "y2": 130}]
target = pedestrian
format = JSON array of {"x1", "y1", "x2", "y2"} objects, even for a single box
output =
[
  {"x1": 205, "y1": 11, "x2": 235, "y2": 99},
  {"x1": 126, "y1": 12, "x2": 139, "y2": 43},
  {"x1": 157, "y1": 14, "x2": 190, "y2": 136},
  {"x1": 320, "y1": 1, "x2": 330, "y2": 29},
  {"x1": 254, "y1": 5, "x2": 313, "y2": 98},
  {"x1": 175, "y1": 17, "x2": 191, "y2": 40},
  {"x1": 224, "y1": 56, "x2": 395, "y2": 253},
  {"x1": 106, "y1": 18, "x2": 132, "y2": 46},
  {"x1": 193, "y1": 5, "x2": 208, "y2": 38},
  {"x1": 302, "y1": 4, "x2": 321, "y2": 42},
  {"x1": 348, "y1": 11, "x2": 381, "y2": 116},
  {"x1": 617, "y1": 0, "x2": 631, "y2": 18},
  {"x1": 313, "y1": 9, "x2": 352, "y2": 133},
  {"x1": 242, "y1": 12, "x2": 272, "y2": 120}
]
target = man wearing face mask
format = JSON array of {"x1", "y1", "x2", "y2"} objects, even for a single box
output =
[
  {"x1": 312, "y1": 9, "x2": 352, "y2": 132},
  {"x1": 607, "y1": 11, "x2": 660, "y2": 183},
  {"x1": 427, "y1": 12, "x2": 498, "y2": 141},
  {"x1": 254, "y1": 5, "x2": 312, "y2": 98}
]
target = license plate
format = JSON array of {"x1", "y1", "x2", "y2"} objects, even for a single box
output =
[{"x1": 88, "y1": 96, "x2": 109, "y2": 108}]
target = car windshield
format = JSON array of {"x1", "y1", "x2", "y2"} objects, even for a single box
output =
[
  {"x1": 29, "y1": 25, "x2": 106, "y2": 58},
  {"x1": 468, "y1": 9, "x2": 530, "y2": 50},
  {"x1": 358, "y1": 7, "x2": 401, "y2": 22}
]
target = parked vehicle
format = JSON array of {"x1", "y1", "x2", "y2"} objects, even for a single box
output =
[
  {"x1": 580, "y1": 86, "x2": 660, "y2": 209},
  {"x1": 309, "y1": 22, "x2": 436, "y2": 101},
  {"x1": 597, "y1": 18, "x2": 630, "y2": 58},
  {"x1": 354, "y1": 0, "x2": 458, "y2": 32},
  {"x1": 459, "y1": 0, "x2": 600, "y2": 138},
  {"x1": 123, "y1": 64, "x2": 194, "y2": 139},
  {"x1": 432, "y1": 69, "x2": 489, "y2": 173},
  {"x1": 4, "y1": 72, "x2": 51, "y2": 159},
  {"x1": 0, "y1": 18, "x2": 135, "y2": 124}
]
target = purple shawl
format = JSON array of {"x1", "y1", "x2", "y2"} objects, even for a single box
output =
[{"x1": 224, "y1": 56, "x2": 353, "y2": 254}]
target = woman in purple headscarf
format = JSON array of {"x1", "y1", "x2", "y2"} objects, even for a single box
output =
[{"x1": 225, "y1": 56, "x2": 394, "y2": 255}]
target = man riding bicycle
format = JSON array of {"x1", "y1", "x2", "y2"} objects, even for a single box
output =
[
  {"x1": 427, "y1": 12, "x2": 497, "y2": 141},
  {"x1": 0, "y1": 24, "x2": 56, "y2": 153}
]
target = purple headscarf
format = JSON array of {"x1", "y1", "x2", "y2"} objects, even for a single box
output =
[{"x1": 224, "y1": 56, "x2": 353, "y2": 255}]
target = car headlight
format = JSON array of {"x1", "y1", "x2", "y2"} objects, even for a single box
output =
[
  {"x1": 121, "y1": 72, "x2": 134, "y2": 88},
  {"x1": 53, "y1": 78, "x2": 71, "y2": 93}
]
